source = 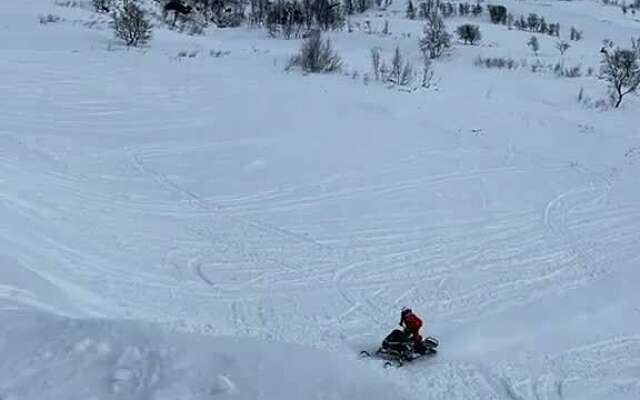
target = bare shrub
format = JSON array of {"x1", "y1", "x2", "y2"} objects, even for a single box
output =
[
  {"x1": 389, "y1": 47, "x2": 413, "y2": 86},
  {"x1": 556, "y1": 40, "x2": 570, "y2": 56},
  {"x1": 527, "y1": 35, "x2": 539, "y2": 56},
  {"x1": 356, "y1": 0, "x2": 374, "y2": 13},
  {"x1": 406, "y1": 0, "x2": 416, "y2": 19},
  {"x1": 266, "y1": 0, "x2": 344, "y2": 39},
  {"x1": 390, "y1": 46, "x2": 403, "y2": 84},
  {"x1": 210, "y1": 49, "x2": 231, "y2": 58},
  {"x1": 419, "y1": 9, "x2": 451, "y2": 59},
  {"x1": 287, "y1": 31, "x2": 342, "y2": 73},
  {"x1": 570, "y1": 26, "x2": 583, "y2": 41},
  {"x1": 370, "y1": 47, "x2": 415, "y2": 86},
  {"x1": 93, "y1": 0, "x2": 113, "y2": 13},
  {"x1": 487, "y1": 5, "x2": 507, "y2": 24},
  {"x1": 400, "y1": 61, "x2": 414, "y2": 86},
  {"x1": 39, "y1": 14, "x2": 62, "y2": 24},
  {"x1": 553, "y1": 62, "x2": 582, "y2": 78},
  {"x1": 177, "y1": 49, "x2": 199, "y2": 58},
  {"x1": 600, "y1": 44, "x2": 640, "y2": 107},
  {"x1": 421, "y1": 56, "x2": 434, "y2": 87},
  {"x1": 112, "y1": 1, "x2": 152, "y2": 46},
  {"x1": 371, "y1": 47, "x2": 381, "y2": 80},
  {"x1": 382, "y1": 20, "x2": 390, "y2": 35},
  {"x1": 54, "y1": 0, "x2": 83, "y2": 8},
  {"x1": 474, "y1": 56, "x2": 519, "y2": 70},
  {"x1": 456, "y1": 24, "x2": 481, "y2": 45}
]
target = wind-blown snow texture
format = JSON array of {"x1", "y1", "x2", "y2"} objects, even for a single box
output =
[{"x1": 1, "y1": 0, "x2": 639, "y2": 399}]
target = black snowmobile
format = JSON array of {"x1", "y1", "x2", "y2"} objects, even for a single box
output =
[{"x1": 360, "y1": 329, "x2": 439, "y2": 368}]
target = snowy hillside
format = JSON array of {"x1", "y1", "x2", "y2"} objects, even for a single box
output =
[
  {"x1": 1, "y1": 310, "x2": 417, "y2": 400},
  {"x1": 1, "y1": 0, "x2": 639, "y2": 399}
]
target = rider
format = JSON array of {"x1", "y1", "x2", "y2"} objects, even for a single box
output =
[{"x1": 399, "y1": 307, "x2": 426, "y2": 354}]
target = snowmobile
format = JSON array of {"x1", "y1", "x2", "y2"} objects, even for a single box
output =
[{"x1": 360, "y1": 329, "x2": 439, "y2": 368}]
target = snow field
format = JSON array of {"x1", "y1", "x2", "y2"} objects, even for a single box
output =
[{"x1": 1, "y1": 0, "x2": 639, "y2": 398}]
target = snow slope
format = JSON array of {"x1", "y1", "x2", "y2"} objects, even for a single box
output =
[
  {"x1": 0, "y1": 309, "x2": 416, "y2": 400},
  {"x1": 1, "y1": 0, "x2": 639, "y2": 399}
]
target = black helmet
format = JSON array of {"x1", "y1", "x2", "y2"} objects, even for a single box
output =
[{"x1": 401, "y1": 307, "x2": 412, "y2": 318}]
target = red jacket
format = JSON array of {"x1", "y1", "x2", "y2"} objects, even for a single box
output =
[
  {"x1": 402, "y1": 313, "x2": 422, "y2": 332},
  {"x1": 401, "y1": 313, "x2": 423, "y2": 342}
]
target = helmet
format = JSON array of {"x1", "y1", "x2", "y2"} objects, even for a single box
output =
[{"x1": 400, "y1": 307, "x2": 412, "y2": 318}]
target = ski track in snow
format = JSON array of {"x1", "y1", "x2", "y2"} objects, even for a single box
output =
[{"x1": 4, "y1": 97, "x2": 640, "y2": 397}]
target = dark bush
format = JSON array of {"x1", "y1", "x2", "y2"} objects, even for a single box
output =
[
  {"x1": 287, "y1": 30, "x2": 342, "y2": 72},
  {"x1": 265, "y1": 0, "x2": 343, "y2": 38},
  {"x1": 456, "y1": 24, "x2": 481, "y2": 45},
  {"x1": 488, "y1": 4, "x2": 507, "y2": 24},
  {"x1": 92, "y1": 0, "x2": 113, "y2": 13},
  {"x1": 112, "y1": 1, "x2": 152, "y2": 46}
]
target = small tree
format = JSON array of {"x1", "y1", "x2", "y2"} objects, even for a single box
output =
[
  {"x1": 371, "y1": 47, "x2": 381, "y2": 80},
  {"x1": 600, "y1": 46, "x2": 640, "y2": 108},
  {"x1": 527, "y1": 13, "x2": 539, "y2": 32},
  {"x1": 527, "y1": 35, "x2": 540, "y2": 56},
  {"x1": 287, "y1": 30, "x2": 342, "y2": 73},
  {"x1": 556, "y1": 40, "x2": 570, "y2": 56},
  {"x1": 357, "y1": 0, "x2": 373, "y2": 13},
  {"x1": 93, "y1": 0, "x2": 113, "y2": 13},
  {"x1": 419, "y1": 9, "x2": 451, "y2": 59},
  {"x1": 458, "y1": 3, "x2": 467, "y2": 16},
  {"x1": 400, "y1": 61, "x2": 413, "y2": 86},
  {"x1": 112, "y1": 1, "x2": 152, "y2": 46},
  {"x1": 382, "y1": 19, "x2": 390, "y2": 35},
  {"x1": 315, "y1": 0, "x2": 345, "y2": 31},
  {"x1": 456, "y1": 24, "x2": 481, "y2": 45},
  {"x1": 421, "y1": 55, "x2": 434, "y2": 87},
  {"x1": 442, "y1": 2, "x2": 455, "y2": 18},
  {"x1": 406, "y1": 0, "x2": 416, "y2": 19},
  {"x1": 471, "y1": 3, "x2": 482, "y2": 17},
  {"x1": 391, "y1": 46, "x2": 403, "y2": 83},
  {"x1": 570, "y1": 27, "x2": 582, "y2": 41},
  {"x1": 487, "y1": 5, "x2": 507, "y2": 24},
  {"x1": 379, "y1": 60, "x2": 389, "y2": 81},
  {"x1": 344, "y1": 0, "x2": 355, "y2": 14},
  {"x1": 539, "y1": 17, "x2": 548, "y2": 34}
]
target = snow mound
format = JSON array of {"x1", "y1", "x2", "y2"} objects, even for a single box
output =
[{"x1": 0, "y1": 310, "x2": 414, "y2": 400}]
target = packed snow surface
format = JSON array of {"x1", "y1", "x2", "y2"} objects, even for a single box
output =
[{"x1": 1, "y1": 0, "x2": 639, "y2": 399}]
